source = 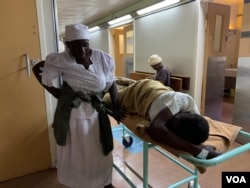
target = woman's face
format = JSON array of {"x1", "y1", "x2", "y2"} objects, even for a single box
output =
[{"x1": 66, "y1": 39, "x2": 90, "y2": 59}]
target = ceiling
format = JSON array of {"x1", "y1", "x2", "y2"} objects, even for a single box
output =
[
  {"x1": 56, "y1": 0, "x2": 164, "y2": 37},
  {"x1": 56, "y1": 0, "x2": 243, "y2": 38}
]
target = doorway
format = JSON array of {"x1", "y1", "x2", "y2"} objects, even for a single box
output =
[
  {"x1": 201, "y1": 0, "x2": 243, "y2": 124},
  {"x1": 110, "y1": 23, "x2": 134, "y2": 77}
]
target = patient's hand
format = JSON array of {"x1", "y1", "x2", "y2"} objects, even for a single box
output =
[
  {"x1": 202, "y1": 144, "x2": 216, "y2": 151},
  {"x1": 201, "y1": 144, "x2": 222, "y2": 159},
  {"x1": 207, "y1": 150, "x2": 222, "y2": 159}
]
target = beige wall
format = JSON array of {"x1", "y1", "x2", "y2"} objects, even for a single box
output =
[{"x1": 239, "y1": 3, "x2": 250, "y2": 57}]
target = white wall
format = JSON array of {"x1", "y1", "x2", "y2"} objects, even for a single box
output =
[
  {"x1": 88, "y1": 1, "x2": 205, "y2": 104},
  {"x1": 90, "y1": 29, "x2": 110, "y2": 53},
  {"x1": 134, "y1": 1, "x2": 199, "y2": 96}
]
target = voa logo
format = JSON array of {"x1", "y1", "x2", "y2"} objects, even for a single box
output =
[
  {"x1": 222, "y1": 172, "x2": 250, "y2": 188},
  {"x1": 226, "y1": 176, "x2": 246, "y2": 184}
]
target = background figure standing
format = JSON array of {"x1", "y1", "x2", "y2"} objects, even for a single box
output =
[
  {"x1": 148, "y1": 54, "x2": 171, "y2": 86},
  {"x1": 33, "y1": 23, "x2": 120, "y2": 188}
]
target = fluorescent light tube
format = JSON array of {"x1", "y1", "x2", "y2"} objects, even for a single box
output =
[
  {"x1": 89, "y1": 26, "x2": 100, "y2": 32},
  {"x1": 109, "y1": 19, "x2": 132, "y2": 28},
  {"x1": 108, "y1": 14, "x2": 132, "y2": 25},
  {"x1": 137, "y1": 0, "x2": 180, "y2": 15}
]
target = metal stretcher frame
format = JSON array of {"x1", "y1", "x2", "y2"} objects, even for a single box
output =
[{"x1": 112, "y1": 124, "x2": 250, "y2": 188}]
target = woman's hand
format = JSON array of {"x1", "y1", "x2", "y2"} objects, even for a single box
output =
[
  {"x1": 112, "y1": 106, "x2": 127, "y2": 124},
  {"x1": 32, "y1": 61, "x2": 61, "y2": 99},
  {"x1": 108, "y1": 81, "x2": 125, "y2": 124}
]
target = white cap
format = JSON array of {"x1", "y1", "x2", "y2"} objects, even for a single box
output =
[
  {"x1": 64, "y1": 23, "x2": 89, "y2": 42},
  {"x1": 148, "y1": 54, "x2": 162, "y2": 66}
]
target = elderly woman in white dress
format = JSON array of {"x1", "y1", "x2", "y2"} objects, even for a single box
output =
[{"x1": 33, "y1": 23, "x2": 121, "y2": 188}]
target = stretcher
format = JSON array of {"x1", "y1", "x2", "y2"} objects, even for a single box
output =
[
  {"x1": 111, "y1": 117, "x2": 250, "y2": 188},
  {"x1": 104, "y1": 77, "x2": 250, "y2": 187}
]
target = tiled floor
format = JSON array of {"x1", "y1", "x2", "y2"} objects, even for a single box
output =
[
  {"x1": 111, "y1": 141, "x2": 250, "y2": 188},
  {"x1": 1, "y1": 141, "x2": 249, "y2": 188},
  {"x1": 1, "y1": 98, "x2": 250, "y2": 188},
  {"x1": 222, "y1": 96, "x2": 234, "y2": 124}
]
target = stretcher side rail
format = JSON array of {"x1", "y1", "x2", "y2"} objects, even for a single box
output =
[
  {"x1": 113, "y1": 124, "x2": 201, "y2": 188},
  {"x1": 112, "y1": 123, "x2": 250, "y2": 188},
  {"x1": 179, "y1": 130, "x2": 250, "y2": 167}
]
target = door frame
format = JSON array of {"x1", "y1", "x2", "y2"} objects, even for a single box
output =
[
  {"x1": 109, "y1": 22, "x2": 134, "y2": 77},
  {"x1": 36, "y1": 0, "x2": 59, "y2": 167},
  {"x1": 201, "y1": 1, "x2": 230, "y2": 115}
]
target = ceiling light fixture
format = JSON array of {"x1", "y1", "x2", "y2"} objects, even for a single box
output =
[
  {"x1": 109, "y1": 19, "x2": 133, "y2": 28},
  {"x1": 136, "y1": 0, "x2": 181, "y2": 15},
  {"x1": 89, "y1": 26, "x2": 100, "y2": 32},
  {"x1": 108, "y1": 14, "x2": 132, "y2": 25}
]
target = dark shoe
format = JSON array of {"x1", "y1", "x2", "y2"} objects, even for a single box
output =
[{"x1": 104, "y1": 183, "x2": 116, "y2": 188}]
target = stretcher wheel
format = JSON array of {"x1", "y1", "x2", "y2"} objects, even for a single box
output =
[
  {"x1": 122, "y1": 134, "x2": 133, "y2": 148},
  {"x1": 188, "y1": 181, "x2": 200, "y2": 188}
]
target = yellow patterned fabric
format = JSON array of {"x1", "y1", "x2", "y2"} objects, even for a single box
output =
[{"x1": 104, "y1": 79, "x2": 173, "y2": 121}]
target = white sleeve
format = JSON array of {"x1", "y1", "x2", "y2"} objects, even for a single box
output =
[
  {"x1": 41, "y1": 53, "x2": 62, "y2": 87},
  {"x1": 149, "y1": 92, "x2": 200, "y2": 121},
  {"x1": 100, "y1": 51, "x2": 115, "y2": 92}
]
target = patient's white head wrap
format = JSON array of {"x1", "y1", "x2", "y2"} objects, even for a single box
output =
[
  {"x1": 64, "y1": 23, "x2": 89, "y2": 42},
  {"x1": 148, "y1": 54, "x2": 162, "y2": 66}
]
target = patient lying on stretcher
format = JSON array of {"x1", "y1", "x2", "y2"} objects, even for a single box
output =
[{"x1": 104, "y1": 79, "x2": 222, "y2": 160}]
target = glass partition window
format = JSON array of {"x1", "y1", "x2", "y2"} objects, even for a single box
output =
[
  {"x1": 126, "y1": 30, "x2": 134, "y2": 54},
  {"x1": 213, "y1": 15, "x2": 223, "y2": 52}
]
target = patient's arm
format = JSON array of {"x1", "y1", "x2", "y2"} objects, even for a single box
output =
[{"x1": 146, "y1": 107, "x2": 221, "y2": 159}]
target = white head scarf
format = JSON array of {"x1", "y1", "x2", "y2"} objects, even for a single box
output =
[
  {"x1": 64, "y1": 23, "x2": 89, "y2": 42},
  {"x1": 148, "y1": 54, "x2": 162, "y2": 66}
]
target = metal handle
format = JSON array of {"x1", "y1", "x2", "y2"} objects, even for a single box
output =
[{"x1": 24, "y1": 53, "x2": 30, "y2": 77}]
